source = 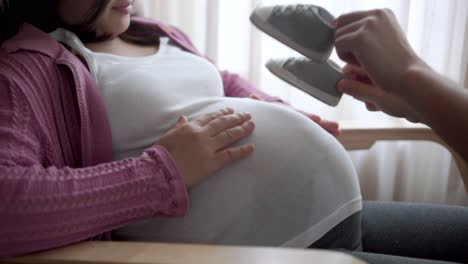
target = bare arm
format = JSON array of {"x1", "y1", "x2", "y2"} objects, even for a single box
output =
[
  {"x1": 334, "y1": 8, "x2": 468, "y2": 161},
  {"x1": 401, "y1": 64, "x2": 468, "y2": 160}
]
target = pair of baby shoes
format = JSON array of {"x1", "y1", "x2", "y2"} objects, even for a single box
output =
[{"x1": 250, "y1": 5, "x2": 344, "y2": 106}]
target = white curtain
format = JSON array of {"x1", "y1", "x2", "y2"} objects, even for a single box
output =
[{"x1": 139, "y1": 0, "x2": 468, "y2": 206}]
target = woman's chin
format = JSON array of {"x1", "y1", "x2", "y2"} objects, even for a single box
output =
[{"x1": 106, "y1": 17, "x2": 131, "y2": 35}]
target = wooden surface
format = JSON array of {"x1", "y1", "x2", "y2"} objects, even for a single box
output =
[
  {"x1": 3, "y1": 121, "x2": 465, "y2": 264},
  {"x1": 337, "y1": 121, "x2": 468, "y2": 191},
  {"x1": 1, "y1": 242, "x2": 365, "y2": 264}
]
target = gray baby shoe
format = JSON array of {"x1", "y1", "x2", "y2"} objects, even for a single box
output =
[
  {"x1": 266, "y1": 58, "x2": 344, "y2": 106},
  {"x1": 250, "y1": 4, "x2": 335, "y2": 63}
]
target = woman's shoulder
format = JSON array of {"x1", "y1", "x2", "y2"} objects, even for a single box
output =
[
  {"x1": 1, "y1": 23, "x2": 75, "y2": 60},
  {"x1": 0, "y1": 49, "x2": 51, "y2": 88},
  {"x1": 0, "y1": 24, "x2": 90, "y2": 84},
  {"x1": 0, "y1": 28, "x2": 86, "y2": 109},
  {"x1": 0, "y1": 25, "x2": 86, "y2": 83},
  {"x1": 0, "y1": 47, "x2": 67, "y2": 90}
]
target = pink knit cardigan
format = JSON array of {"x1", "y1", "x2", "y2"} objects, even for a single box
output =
[{"x1": 0, "y1": 17, "x2": 281, "y2": 257}]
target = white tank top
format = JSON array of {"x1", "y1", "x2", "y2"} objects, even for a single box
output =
[
  {"x1": 51, "y1": 28, "x2": 362, "y2": 248},
  {"x1": 51, "y1": 28, "x2": 224, "y2": 159}
]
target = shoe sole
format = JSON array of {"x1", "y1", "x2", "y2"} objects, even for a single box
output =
[
  {"x1": 266, "y1": 60, "x2": 342, "y2": 106},
  {"x1": 250, "y1": 11, "x2": 332, "y2": 63}
]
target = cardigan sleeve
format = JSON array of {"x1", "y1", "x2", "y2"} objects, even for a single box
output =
[{"x1": 0, "y1": 74, "x2": 189, "y2": 257}]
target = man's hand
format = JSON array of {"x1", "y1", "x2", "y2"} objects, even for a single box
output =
[
  {"x1": 334, "y1": 8, "x2": 423, "y2": 95},
  {"x1": 338, "y1": 64, "x2": 421, "y2": 123}
]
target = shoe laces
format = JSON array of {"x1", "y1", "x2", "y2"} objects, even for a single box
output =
[
  {"x1": 274, "y1": 5, "x2": 316, "y2": 16},
  {"x1": 284, "y1": 57, "x2": 310, "y2": 67}
]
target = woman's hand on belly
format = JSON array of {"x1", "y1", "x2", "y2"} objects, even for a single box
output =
[
  {"x1": 156, "y1": 108, "x2": 256, "y2": 188},
  {"x1": 248, "y1": 94, "x2": 340, "y2": 136}
]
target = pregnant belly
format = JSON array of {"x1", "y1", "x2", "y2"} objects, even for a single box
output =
[
  {"x1": 186, "y1": 97, "x2": 343, "y2": 171},
  {"x1": 113, "y1": 97, "x2": 328, "y2": 160},
  {"x1": 113, "y1": 97, "x2": 362, "y2": 246},
  {"x1": 116, "y1": 97, "x2": 357, "y2": 192}
]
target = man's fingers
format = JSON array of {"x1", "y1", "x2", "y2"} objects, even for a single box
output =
[
  {"x1": 342, "y1": 64, "x2": 375, "y2": 86},
  {"x1": 338, "y1": 78, "x2": 383, "y2": 114},
  {"x1": 335, "y1": 33, "x2": 362, "y2": 65},
  {"x1": 337, "y1": 79, "x2": 381, "y2": 103},
  {"x1": 334, "y1": 9, "x2": 379, "y2": 28},
  {"x1": 205, "y1": 112, "x2": 252, "y2": 136},
  {"x1": 213, "y1": 121, "x2": 255, "y2": 151},
  {"x1": 335, "y1": 18, "x2": 366, "y2": 41},
  {"x1": 215, "y1": 144, "x2": 255, "y2": 169},
  {"x1": 343, "y1": 63, "x2": 366, "y2": 76},
  {"x1": 194, "y1": 108, "x2": 234, "y2": 126}
]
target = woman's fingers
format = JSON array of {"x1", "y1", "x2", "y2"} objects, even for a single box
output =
[
  {"x1": 205, "y1": 112, "x2": 252, "y2": 136},
  {"x1": 176, "y1": 115, "x2": 188, "y2": 127},
  {"x1": 193, "y1": 108, "x2": 234, "y2": 126},
  {"x1": 213, "y1": 120, "x2": 255, "y2": 151},
  {"x1": 308, "y1": 114, "x2": 321, "y2": 122},
  {"x1": 215, "y1": 144, "x2": 255, "y2": 169},
  {"x1": 320, "y1": 120, "x2": 339, "y2": 131},
  {"x1": 318, "y1": 120, "x2": 340, "y2": 136},
  {"x1": 298, "y1": 110, "x2": 321, "y2": 123},
  {"x1": 249, "y1": 94, "x2": 262, "y2": 100},
  {"x1": 167, "y1": 115, "x2": 188, "y2": 133}
]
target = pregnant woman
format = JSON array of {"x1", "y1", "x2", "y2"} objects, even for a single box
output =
[{"x1": 0, "y1": 0, "x2": 361, "y2": 255}]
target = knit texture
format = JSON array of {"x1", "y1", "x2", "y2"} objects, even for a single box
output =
[
  {"x1": 0, "y1": 18, "x2": 282, "y2": 257},
  {"x1": 0, "y1": 24, "x2": 190, "y2": 257}
]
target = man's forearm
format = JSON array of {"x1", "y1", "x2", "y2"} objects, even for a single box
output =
[{"x1": 399, "y1": 64, "x2": 468, "y2": 161}]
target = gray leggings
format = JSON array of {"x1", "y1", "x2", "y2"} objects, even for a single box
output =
[{"x1": 310, "y1": 201, "x2": 468, "y2": 264}]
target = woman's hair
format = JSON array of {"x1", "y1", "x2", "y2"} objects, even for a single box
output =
[{"x1": 0, "y1": 0, "x2": 159, "y2": 46}]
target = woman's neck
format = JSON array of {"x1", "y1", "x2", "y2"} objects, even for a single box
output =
[{"x1": 85, "y1": 37, "x2": 159, "y2": 57}]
